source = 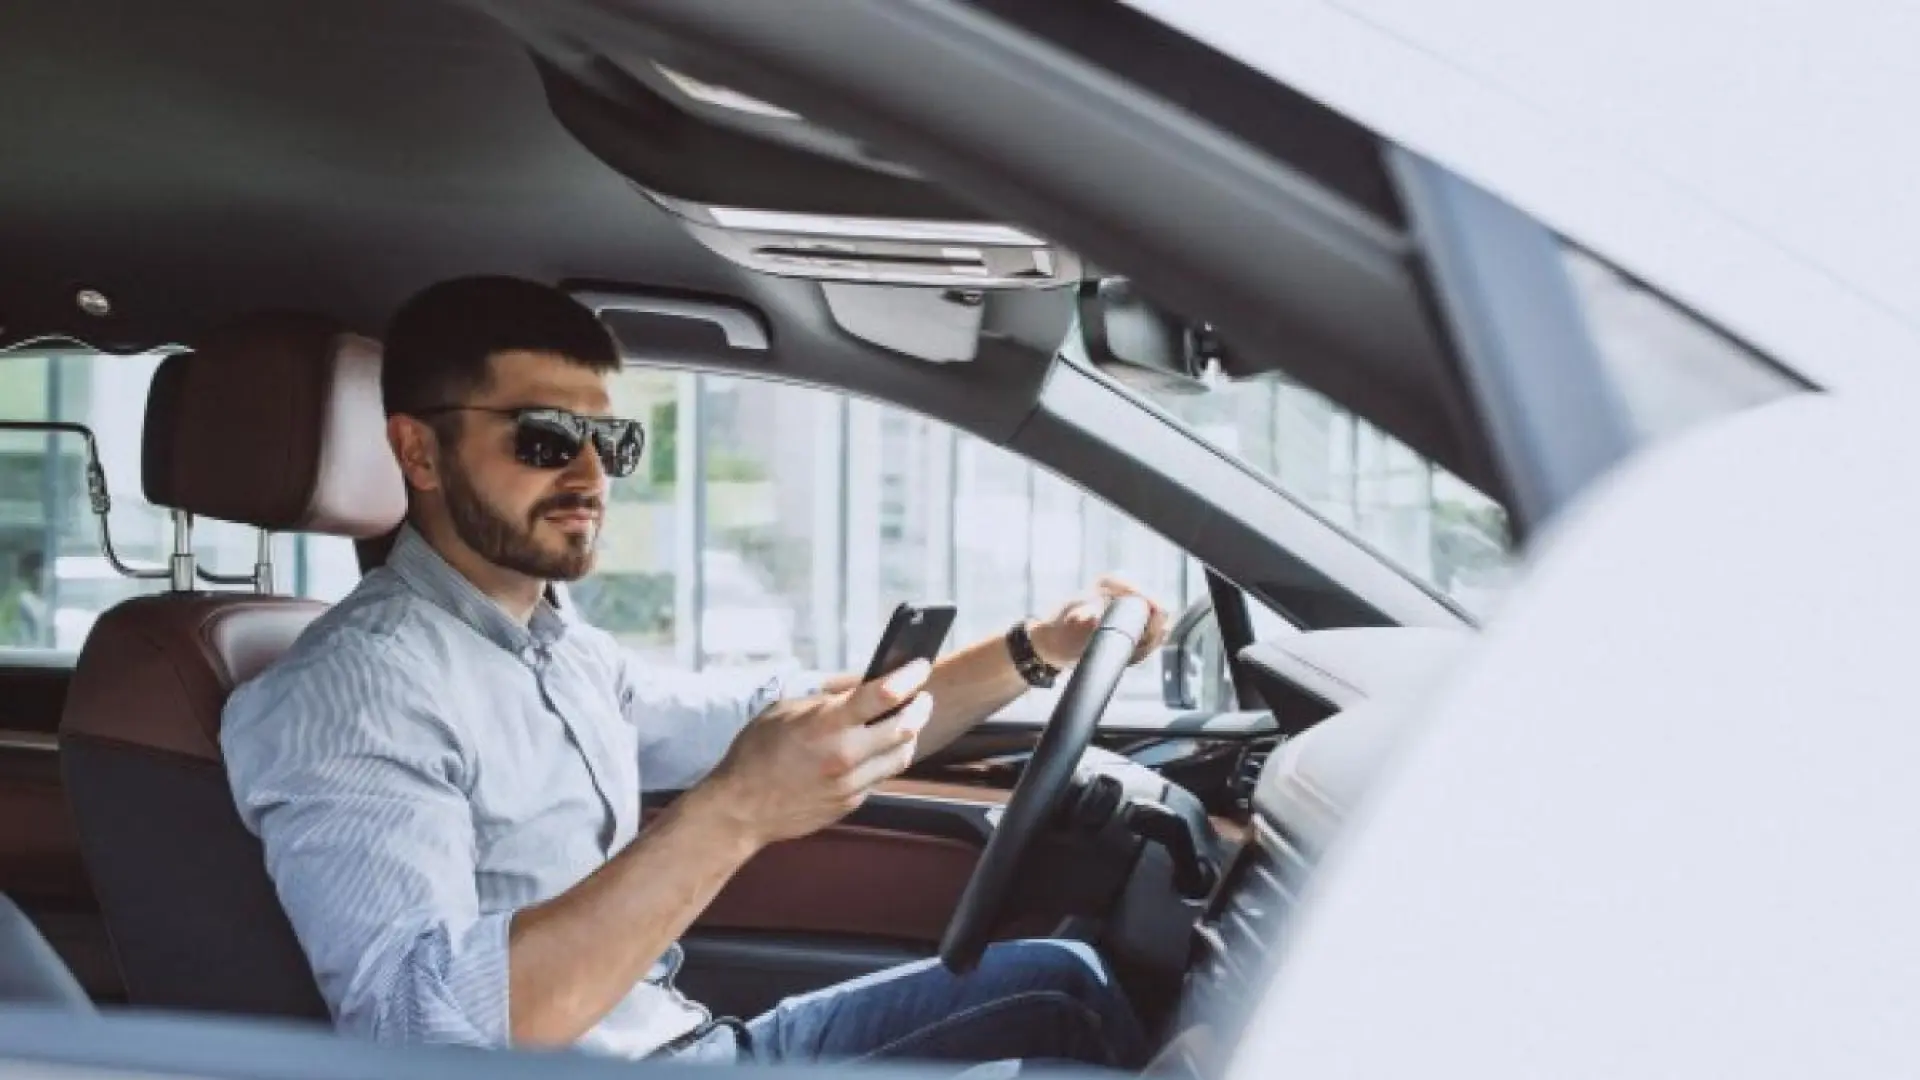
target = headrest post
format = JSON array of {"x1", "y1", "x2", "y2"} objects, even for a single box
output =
[
  {"x1": 253, "y1": 531, "x2": 276, "y2": 596},
  {"x1": 52, "y1": 429, "x2": 169, "y2": 582},
  {"x1": 168, "y1": 510, "x2": 197, "y2": 593}
]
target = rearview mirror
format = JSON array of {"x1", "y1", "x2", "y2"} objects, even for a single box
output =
[{"x1": 1076, "y1": 278, "x2": 1218, "y2": 396}]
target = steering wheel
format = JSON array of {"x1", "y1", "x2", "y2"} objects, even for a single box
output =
[{"x1": 939, "y1": 594, "x2": 1155, "y2": 972}]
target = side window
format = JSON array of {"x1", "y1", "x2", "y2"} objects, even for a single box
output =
[
  {"x1": 1, "y1": 352, "x2": 358, "y2": 652},
  {"x1": 575, "y1": 370, "x2": 1205, "y2": 709}
]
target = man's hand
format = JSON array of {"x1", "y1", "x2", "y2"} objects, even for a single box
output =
[
  {"x1": 700, "y1": 660, "x2": 934, "y2": 848},
  {"x1": 507, "y1": 663, "x2": 931, "y2": 1046},
  {"x1": 1027, "y1": 575, "x2": 1171, "y2": 670}
]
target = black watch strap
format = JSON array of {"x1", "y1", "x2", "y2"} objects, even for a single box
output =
[{"x1": 1006, "y1": 621, "x2": 1060, "y2": 688}]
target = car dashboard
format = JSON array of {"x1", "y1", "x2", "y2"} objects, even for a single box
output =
[
  {"x1": 1178, "y1": 809, "x2": 1312, "y2": 1063},
  {"x1": 1159, "y1": 627, "x2": 1469, "y2": 1076}
]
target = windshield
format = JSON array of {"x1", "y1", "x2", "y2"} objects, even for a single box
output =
[
  {"x1": 1141, "y1": 378, "x2": 1513, "y2": 615},
  {"x1": 1116, "y1": 244, "x2": 1800, "y2": 617}
]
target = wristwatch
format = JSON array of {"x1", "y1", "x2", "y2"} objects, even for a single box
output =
[{"x1": 1006, "y1": 620, "x2": 1060, "y2": 689}]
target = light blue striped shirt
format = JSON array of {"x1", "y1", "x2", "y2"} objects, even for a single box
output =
[{"x1": 222, "y1": 526, "x2": 817, "y2": 1058}]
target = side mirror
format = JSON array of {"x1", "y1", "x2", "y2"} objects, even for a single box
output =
[{"x1": 1161, "y1": 597, "x2": 1229, "y2": 711}]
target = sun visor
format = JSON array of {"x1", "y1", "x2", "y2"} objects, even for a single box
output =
[
  {"x1": 533, "y1": 53, "x2": 1078, "y2": 289},
  {"x1": 641, "y1": 191, "x2": 1079, "y2": 290}
]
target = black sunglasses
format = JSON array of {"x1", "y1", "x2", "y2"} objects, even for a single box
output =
[{"x1": 414, "y1": 406, "x2": 645, "y2": 478}]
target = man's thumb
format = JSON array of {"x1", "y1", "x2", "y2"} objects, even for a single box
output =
[{"x1": 849, "y1": 657, "x2": 932, "y2": 722}]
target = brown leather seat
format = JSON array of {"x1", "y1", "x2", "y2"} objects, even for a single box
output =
[{"x1": 58, "y1": 313, "x2": 405, "y2": 1020}]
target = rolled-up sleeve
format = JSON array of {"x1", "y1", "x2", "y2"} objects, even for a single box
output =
[
  {"x1": 221, "y1": 635, "x2": 509, "y2": 1047},
  {"x1": 622, "y1": 656, "x2": 830, "y2": 790}
]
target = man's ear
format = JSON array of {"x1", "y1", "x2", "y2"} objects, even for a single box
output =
[{"x1": 387, "y1": 414, "x2": 442, "y2": 495}]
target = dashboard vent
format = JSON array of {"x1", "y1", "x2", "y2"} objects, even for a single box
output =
[{"x1": 1230, "y1": 736, "x2": 1278, "y2": 814}]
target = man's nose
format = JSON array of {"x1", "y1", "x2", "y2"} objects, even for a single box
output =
[{"x1": 559, "y1": 440, "x2": 608, "y2": 490}]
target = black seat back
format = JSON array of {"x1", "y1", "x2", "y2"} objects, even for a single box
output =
[{"x1": 61, "y1": 596, "x2": 332, "y2": 1020}]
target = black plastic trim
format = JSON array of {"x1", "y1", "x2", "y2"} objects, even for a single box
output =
[
  {"x1": 1205, "y1": 572, "x2": 1261, "y2": 711},
  {"x1": 1390, "y1": 150, "x2": 1637, "y2": 536},
  {"x1": 1237, "y1": 651, "x2": 1340, "y2": 739},
  {"x1": 970, "y1": 0, "x2": 1405, "y2": 227}
]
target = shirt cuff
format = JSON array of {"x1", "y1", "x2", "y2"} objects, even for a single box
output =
[
  {"x1": 364, "y1": 909, "x2": 514, "y2": 1048},
  {"x1": 444, "y1": 909, "x2": 514, "y2": 1046}
]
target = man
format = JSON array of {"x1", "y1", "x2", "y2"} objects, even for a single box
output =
[{"x1": 222, "y1": 277, "x2": 1169, "y2": 1068}]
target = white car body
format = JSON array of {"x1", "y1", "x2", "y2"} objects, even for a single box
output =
[{"x1": 1101, "y1": 4, "x2": 1920, "y2": 1076}]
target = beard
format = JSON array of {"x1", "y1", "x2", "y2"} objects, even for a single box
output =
[{"x1": 441, "y1": 458, "x2": 600, "y2": 583}]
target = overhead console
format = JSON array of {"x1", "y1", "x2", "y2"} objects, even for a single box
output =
[
  {"x1": 489, "y1": 38, "x2": 1080, "y2": 365},
  {"x1": 528, "y1": 46, "x2": 1080, "y2": 290}
]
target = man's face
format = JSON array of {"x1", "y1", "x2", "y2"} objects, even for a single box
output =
[{"x1": 432, "y1": 350, "x2": 614, "y2": 582}]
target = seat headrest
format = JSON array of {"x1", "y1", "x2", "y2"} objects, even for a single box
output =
[{"x1": 141, "y1": 313, "x2": 406, "y2": 538}]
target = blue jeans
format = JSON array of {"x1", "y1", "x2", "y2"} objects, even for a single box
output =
[{"x1": 676, "y1": 939, "x2": 1147, "y2": 1069}]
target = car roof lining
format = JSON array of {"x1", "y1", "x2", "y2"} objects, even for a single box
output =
[{"x1": 0, "y1": 1, "x2": 736, "y2": 350}]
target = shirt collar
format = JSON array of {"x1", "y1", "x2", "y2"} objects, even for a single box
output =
[{"x1": 386, "y1": 524, "x2": 570, "y2": 654}]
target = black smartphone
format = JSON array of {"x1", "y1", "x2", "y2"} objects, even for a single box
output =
[{"x1": 862, "y1": 602, "x2": 957, "y2": 722}]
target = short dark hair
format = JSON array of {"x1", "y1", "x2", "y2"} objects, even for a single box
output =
[{"x1": 381, "y1": 276, "x2": 620, "y2": 416}]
